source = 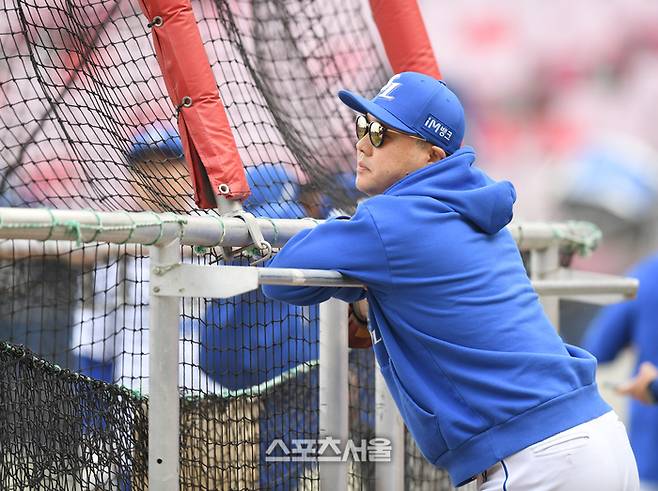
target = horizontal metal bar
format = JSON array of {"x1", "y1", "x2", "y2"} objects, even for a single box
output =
[
  {"x1": 0, "y1": 207, "x2": 598, "y2": 252},
  {"x1": 0, "y1": 207, "x2": 316, "y2": 248},
  {"x1": 150, "y1": 265, "x2": 362, "y2": 298},
  {"x1": 532, "y1": 268, "x2": 638, "y2": 299},
  {"x1": 533, "y1": 279, "x2": 638, "y2": 297},
  {"x1": 558, "y1": 294, "x2": 634, "y2": 307},
  {"x1": 150, "y1": 264, "x2": 260, "y2": 298},
  {"x1": 258, "y1": 268, "x2": 362, "y2": 288},
  {"x1": 148, "y1": 264, "x2": 637, "y2": 301}
]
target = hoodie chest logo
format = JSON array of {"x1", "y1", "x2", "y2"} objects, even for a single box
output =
[{"x1": 370, "y1": 326, "x2": 382, "y2": 345}]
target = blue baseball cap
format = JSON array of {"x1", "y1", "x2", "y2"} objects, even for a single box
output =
[{"x1": 338, "y1": 72, "x2": 465, "y2": 155}]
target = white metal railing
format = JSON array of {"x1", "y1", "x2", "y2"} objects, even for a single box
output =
[
  {"x1": 0, "y1": 207, "x2": 640, "y2": 490},
  {"x1": 0, "y1": 207, "x2": 607, "y2": 250},
  {"x1": 148, "y1": 245, "x2": 360, "y2": 490},
  {"x1": 0, "y1": 207, "x2": 638, "y2": 308}
]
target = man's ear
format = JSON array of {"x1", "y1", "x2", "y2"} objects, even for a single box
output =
[{"x1": 429, "y1": 145, "x2": 446, "y2": 162}]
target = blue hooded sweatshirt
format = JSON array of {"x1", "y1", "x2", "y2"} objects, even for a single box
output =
[
  {"x1": 583, "y1": 253, "x2": 658, "y2": 484},
  {"x1": 263, "y1": 147, "x2": 610, "y2": 485}
]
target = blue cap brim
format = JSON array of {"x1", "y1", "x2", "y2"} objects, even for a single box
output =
[{"x1": 338, "y1": 90, "x2": 416, "y2": 135}]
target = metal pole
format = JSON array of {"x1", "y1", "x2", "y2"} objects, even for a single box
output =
[
  {"x1": 530, "y1": 245, "x2": 561, "y2": 330},
  {"x1": 258, "y1": 267, "x2": 362, "y2": 288},
  {"x1": 532, "y1": 278, "x2": 638, "y2": 298},
  {"x1": 319, "y1": 298, "x2": 349, "y2": 491},
  {"x1": 0, "y1": 207, "x2": 315, "y2": 247},
  {"x1": 148, "y1": 238, "x2": 181, "y2": 490},
  {"x1": 0, "y1": 207, "x2": 601, "y2": 251},
  {"x1": 375, "y1": 366, "x2": 405, "y2": 491}
]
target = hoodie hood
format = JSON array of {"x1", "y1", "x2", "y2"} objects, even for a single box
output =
[{"x1": 385, "y1": 147, "x2": 516, "y2": 234}]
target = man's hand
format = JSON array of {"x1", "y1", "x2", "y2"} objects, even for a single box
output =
[
  {"x1": 617, "y1": 361, "x2": 658, "y2": 404},
  {"x1": 348, "y1": 299, "x2": 371, "y2": 349}
]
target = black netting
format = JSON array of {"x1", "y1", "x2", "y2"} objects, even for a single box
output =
[
  {"x1": 348, "y1": 349, "x2": 376, "y2": 490},
  {"x1": 0, "y1": 0, "x2": 461, "y2": 488},
  {"x1": 0, "y1": 0, "x2": 382, "y2": 214},
  {"x1": 0, "y1": 341, "x2": 148, "y2": 490}
]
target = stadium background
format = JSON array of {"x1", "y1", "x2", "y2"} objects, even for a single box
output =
[{"x1": 0, "y1": 0, "x2": 657, "y2": 489}]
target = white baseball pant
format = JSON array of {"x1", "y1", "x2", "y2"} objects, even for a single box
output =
[{"x1": 476, "y1": 411, "x2": 639, "y2": 491}]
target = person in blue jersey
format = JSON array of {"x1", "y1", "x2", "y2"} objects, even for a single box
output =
[
  {"x1": 201, "y1": 163, "x2": 319, "y2": 491},
  {"x1": 262, "y1": 72, "x2": 639, "y2": 490},
  {"x1": 201, "y1": 163, "x2": 317, "y2": 392},
  {"x1": 583, "y1": 253, "x2": 658, "y2": 491}
]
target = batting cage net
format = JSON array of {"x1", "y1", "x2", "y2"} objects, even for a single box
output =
[{"x1": 0, "y1": 0, "x2": 461, "y2": 489}]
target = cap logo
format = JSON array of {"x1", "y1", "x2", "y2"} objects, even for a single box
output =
[
  {"x1": 376, "y1": 74, "x2": 401, "y2": 101},
  {"x1": 423, "y1": 114, "x2": 453, "y2": 142}
]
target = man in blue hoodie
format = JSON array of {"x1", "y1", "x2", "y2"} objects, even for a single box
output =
[{"x1": 263, "y1": 72, "x2": 639, "y2": 490}]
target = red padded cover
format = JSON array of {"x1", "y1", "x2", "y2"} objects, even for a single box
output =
[{"x1": 139, "y1": 0, "x2": 249, "y2": 208}]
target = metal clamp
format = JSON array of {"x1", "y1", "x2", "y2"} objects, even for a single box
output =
[{"x1": 221, "y1": 210, "x2": 272, "y2": 266}]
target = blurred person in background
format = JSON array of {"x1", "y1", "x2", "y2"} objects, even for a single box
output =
[
  {"x1": 126, "y1": 122, "x2": 196, "y2": 212},
  {"x1": 201, "y1": 163, "x2": 318, "y2": 490},
  {"x1": 70, "y1": 122, "x2": 213, "y2": 394},
  {"x1": 0, "y1": 158, "x2": 82, "y2": 369},
  {"x1": 583, "y1": 252, "x2": 658, "y2": 491},
  {"x1": 201, "y1": 163, "x2": 375, "y2": 489},
  {"x1": 297, "y1": 181, "x2": 328, "y2": 220}
]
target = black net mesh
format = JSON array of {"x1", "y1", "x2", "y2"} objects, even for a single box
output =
[
  {"x1": 0, "y1": 341, "x2": 148, "y2": 490},
  {"x1": 0, "y1": 0, "x2": 462, "y2": 488}
]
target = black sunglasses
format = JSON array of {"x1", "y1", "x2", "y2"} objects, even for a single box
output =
[{"x1": 355, "y1": 114, "x2": 426, "y2": 148}]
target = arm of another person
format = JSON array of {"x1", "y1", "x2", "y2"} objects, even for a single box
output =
[
  {"x1": 262, "y1": 205, "x2": 391, "y2": 306},
  {"x1": 581, "y1": 298, "x2": 635, "y2": 364},
  {"x1": 617, "y1": 361, "x2": 658, "y2": 404}
]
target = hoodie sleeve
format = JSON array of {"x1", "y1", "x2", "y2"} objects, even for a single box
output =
[{"x1": 262, "y1": 205, "x2": 392, "y2": 305}]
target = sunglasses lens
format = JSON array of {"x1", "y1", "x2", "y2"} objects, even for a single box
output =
[
  {"x1": 370, "y1": 121, "x2": 385, "y2": 147},
  {"x1": 356, "y1": 116, "x2": 368, "y2": 140}
]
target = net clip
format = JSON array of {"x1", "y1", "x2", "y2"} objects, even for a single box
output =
[{"x1": 222, "y1": 210, "x2": 272, "y2": 266}]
